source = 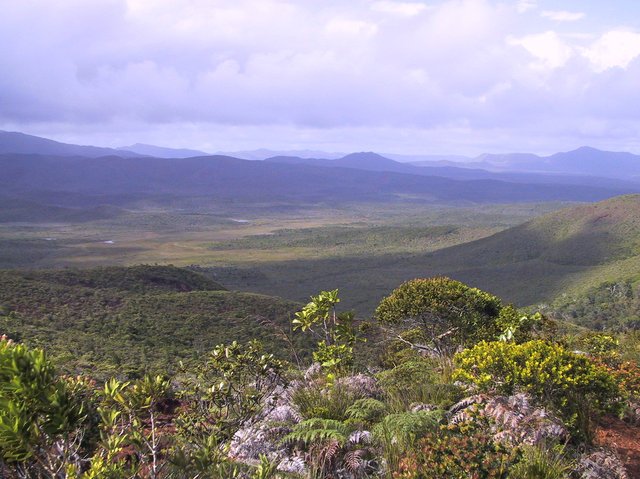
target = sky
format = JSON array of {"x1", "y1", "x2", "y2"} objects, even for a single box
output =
[{"x1": 2, "y1": 0, "x2": 640, "y2": 156}]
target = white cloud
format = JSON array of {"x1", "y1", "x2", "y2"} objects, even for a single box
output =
[
  {"x1": 583, "y1": 30, "x2": 640, "y2": 72},
  {"x1": 516, "y1": 1, "x2": 537, "y2": 14},
  {"x1": 1, "y1": 0, "x2": 640, "y2": 154},
  {"x1": 509, "y1": 31, "x2": 573, "y2": 69},
  {"x1": 325, "y1": 18, "x2": 378, "y2": 37},
  {"x1": 371, "y1": 1, "x2": 428, "y2": 16},
  {"x1": 541, "y1": 10, "x2": 585, "y2": 22}
]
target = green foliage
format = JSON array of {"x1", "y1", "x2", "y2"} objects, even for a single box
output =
[
  {"x1": 509, "y1": 443, "x2": 573, "y2": 479},
  {"x1": 375, "y1": 277, "x2": 503, "y2": 356},
  {"x1": 373, "y1": 410, "x2": 445, "y2": 475},
  {"x1": 496, "y1": 306, "x2": 555, "y2": 343},
  {"x1": 453, "y1": 340, "x2": 620, "y2": 437},
  {"x1": 0, "y1": 266, "x2": 308, "y2": 377},
  {"x1": 294, "y1": 289, "x2": 363, "y2": 373},
  {"x1": 346, "y1": 398, "x2": 388, "y2": 425},
  {"x1": 170, "y1": 341, "x2": 286, "y2": 477},
  {"x1": 283, "y1": 418, "x2": 351, "y2": 446},
  {"x1": 376, "y1": 359, "x2": 463, "y2": 411},
  {"x1": 292, "y1": 382, "x2": 361, "y2": 421},
  {"x1": 0, "y1": 337, "x2": 93, "y2": 475}
]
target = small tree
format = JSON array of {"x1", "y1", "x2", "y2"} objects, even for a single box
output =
[
  {"x1": 293, "y1": 290, "x2": 362, "y2": 374},
  {"x1": 375, "y1": 277, "x2": 503, "y2": 357},
  {"x1": 0, "y1": 337, "x2": 94, "y2": 477}
]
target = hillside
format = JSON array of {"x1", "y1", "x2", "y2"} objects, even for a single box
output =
[
  {"x1": 0, "y1": 130, "x2": 141, "y2": 158},
  {"x1": 0, "y1": 265, "x2": 308, "y2": 377},
  {"x1": 212, "y1": 195, "x2": 640, "y2": 316}
]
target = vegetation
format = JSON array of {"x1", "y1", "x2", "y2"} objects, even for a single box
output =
[
  {"x1": 2, "y1": 271, "x2": 638, "y2": 478},
  {"x1": 0, "y1": 266, "x2": 310, "y2": 377}
]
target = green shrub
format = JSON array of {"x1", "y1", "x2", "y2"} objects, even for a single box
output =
[
  {"x1": 453, "y1": 340, "x2": 620, "y2": 437},
  {"x1": 375, "y1": 277, "x2": 503, "y2": 356},
  {"x1": 377, "y1": 360, "x2": 463, "y2": 411},
  {"x1": 292, "y1": 382, "x2": 360, "y2": 421},
  {"x1": 373, "y1": 410, "x2": 444, "y2": 475},
  {"x1": 509, "y1": 443, "x2": 573, "y2": 479}
]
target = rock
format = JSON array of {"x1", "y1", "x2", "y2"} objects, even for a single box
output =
[{"x1": 575, "y1": 449, "x2": 629, "y2": 479}]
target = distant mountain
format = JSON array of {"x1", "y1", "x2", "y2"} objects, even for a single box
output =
[
  {"x1": 2, "y1": 153, "x2": 636, "y2": 209},
  {"x1": 474, "y1": 147, "x2": 640, "y2": 180},
  {"x1": 219, "y1": 148, "x2": 345, "y2": 160},
  {"x1": 0, "y1": 130, "x2": 141, "y2": 158},
  {"x1": 266, "y1": 152, "x2": 640, "y2": 189},
  {"x1": 117, "y1": 143, "x2": 209, "y2": 158}
]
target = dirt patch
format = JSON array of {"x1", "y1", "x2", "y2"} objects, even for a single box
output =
[{"x1": 595, "y1": 415, "x2": 640, "y2": 477}]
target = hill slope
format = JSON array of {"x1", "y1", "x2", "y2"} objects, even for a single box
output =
[
  {"x1": 214, "y1": 195, "x2": 640, "y2": 314},
  {"x1": 0, "y1": 265, "x2": 307, "y2": 377},
  {"x1": 0, "y1": 130, "x2": 141, "y2": 158}
]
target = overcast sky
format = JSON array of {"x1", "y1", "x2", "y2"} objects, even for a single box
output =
[{"x1": 2, "y1": 0, "x2": 640, "y2": 155}]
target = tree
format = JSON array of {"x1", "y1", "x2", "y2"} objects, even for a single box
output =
[
  {"x1": 293, "y1": 289, "x2": 362, "y2": 374},
  {"x1": 375, "y1": 277, "x2": 503, "y2": 356}
]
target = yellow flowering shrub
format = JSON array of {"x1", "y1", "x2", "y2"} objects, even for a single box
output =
[{"x1": 453, "y1": 340, "x2": 620, "y2": 435}]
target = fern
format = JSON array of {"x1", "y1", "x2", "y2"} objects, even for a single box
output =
[
  {"x1": 346, "y1": 398, "x2": 387, "y2": 424},
  {"x1": 282, "y1": 418, "x2": 350, "y2": 446}
]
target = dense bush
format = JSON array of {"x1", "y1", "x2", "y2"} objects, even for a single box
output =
[
  {"x1": 453, "y1": 340, "x2": 620, "y2": 436},
  {"x1": 375, "y1": 277, "x2": 503, "y2": 356}
]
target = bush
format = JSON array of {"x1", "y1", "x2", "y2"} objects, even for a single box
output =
[
  {"x1": 453, "y1": 340, "x2": 620, "y2": 437},
  {"x1": 377, "y1": 360, "x2": 463, "y2": 411},
  {"x1": 392, "y1": 423, "x2": 516, "y2": 479},
  {"x1": 375, "y1": 277, "x2": 503, "y2": 356}
]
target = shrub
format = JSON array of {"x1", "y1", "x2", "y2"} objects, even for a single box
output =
[
  {"x1": 392, "y1": 423, "x2": 517, "y2": 479},
  {"x1": 375, "y1": 277, "x2": 503, "y2": 356},
  {"x1": 453, "y1": 340, "x2": 620, "y2": 437},
  {"x1": 509, "y1": 442, "x2": 573, "y2": 479},
  {"x1": 377, "y1": 360, "x2": 463, "y2": 411}
]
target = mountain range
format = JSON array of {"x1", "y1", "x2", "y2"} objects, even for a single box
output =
[{"x1": 1, "y1": 130, "x2": 640, "y2": 212}]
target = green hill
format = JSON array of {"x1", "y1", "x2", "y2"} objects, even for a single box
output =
[
  {"x1": 0, "y1": 265, "x2": 307, "y2": 377},
  {"x1": 215, "y1": 195, "x2": 640, "y2": 318}
]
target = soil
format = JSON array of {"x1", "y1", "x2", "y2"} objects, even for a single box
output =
[{"x1": 595, "y1": 415, "x2": 640, "y2": 478}]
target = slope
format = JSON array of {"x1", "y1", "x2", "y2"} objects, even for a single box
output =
[
  {"x1": 0, "y1": 265, "x2": 307, "y2": 377},
  {"x1": 0, "y1": 130, "x2": 141, "y2": 157},
  {"x1": 212, "y1": 195, "x2": 640, "y2": 315}
]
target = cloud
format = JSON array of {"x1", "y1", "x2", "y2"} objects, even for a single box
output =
[
  {"x1": 1, "y1": 0, "x2": 640, "y2": 154},
  {"x1": 541, "y1": 10, "x2": 585, "y2": 22},
  {"x1": 508, "y1": 31, "x2": 574, "y2": 70},
  {"x1": 371, "y1": 1, "x2": 428, "y2": 16},
  {"x1": 582, "y1": 30, "x2": 640, "y2": 72},
  {"x1": 516, "y1": 1, "x2": 537, "y2": 14}
]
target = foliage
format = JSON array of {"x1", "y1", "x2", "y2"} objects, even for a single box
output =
[
  {"x1": 376, "y1": 359, "x2": 463, "y2": 411},
  {"x1": 508, "y1": 442, "x2": 573, "y2": 479},
  {"x1": 293, "y1": 289, "x2": 363, "y2": 374},
  {"x1": 496, "y1": 306, "x2": 556, "y2": 343},
  {"x1": 453, "y1": 340, "x2": 620, "y2": 437},
  {"x1": 346, "y1": 398, "x2": 388, "y2": 426},
  {"x1": 375, "y1": 277, "x2": 503, "y2": 356},
  {"x1": 0, "y1": 266, "x2": 308, "y2": 377},
  {"x1": 373, "y1": 410, "x2": 445, "y2": 475},
  {"x1": 392, "y1": 423, "x2": 517, "y2": 479},
  {"x1": 0, "y1": 337, "x2": 93, "y2": 477},
  {"x1": 292, "y1": 382, "x2": 362, "y2": 421}
]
